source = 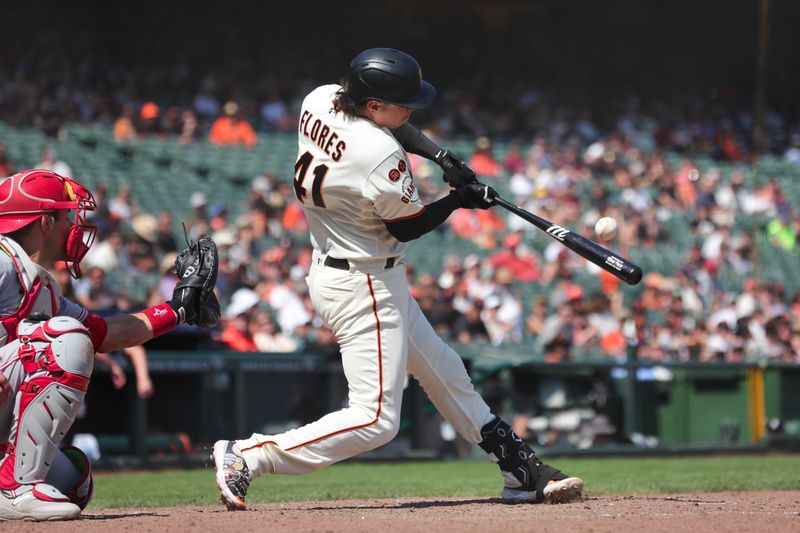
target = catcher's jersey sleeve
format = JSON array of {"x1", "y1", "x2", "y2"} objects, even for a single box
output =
[
  {"x1": 296, "y1": 84, "x2": 420, "y2": 261},
  {"x1": 0, "y1": 250, "x2": 86, "y2": 321}
]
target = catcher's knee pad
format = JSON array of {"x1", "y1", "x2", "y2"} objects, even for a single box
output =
[
  {"x1": 45, "y1": 446, "x2": 94, "y2": 510},
  {"x1": 0, "y1": 317, "x2": 93, "y2": 488},
  {"x1": 16, "y1": 316, "x2": 94, "y2": 377}
]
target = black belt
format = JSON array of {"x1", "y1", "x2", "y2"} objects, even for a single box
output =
[{"x1": 324, "y1": 256, "x2": 396, "y2": 270}]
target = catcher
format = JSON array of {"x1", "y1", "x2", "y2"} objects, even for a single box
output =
[{"x1": 0, "y1": 169, "x2": 220, "y2": 521}]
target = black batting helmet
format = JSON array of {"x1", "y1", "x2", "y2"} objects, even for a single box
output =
[{"x1": 346, "y1": 48, "x2": 437, "y2": 110}]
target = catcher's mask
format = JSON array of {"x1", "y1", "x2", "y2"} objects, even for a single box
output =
[{"x1": 0, "y1": 169, "x2": 97, "y2": 278}]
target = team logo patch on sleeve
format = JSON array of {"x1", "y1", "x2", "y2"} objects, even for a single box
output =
[
  {"x1": 401, "y1": 176, "x2": 419, "y2": 203},
  {"x1": 398, "y1": 160, "x2": 407, "y2": 172},
  {"x1": 389, "y1": 168, "x2": 401, "y2": 182}
]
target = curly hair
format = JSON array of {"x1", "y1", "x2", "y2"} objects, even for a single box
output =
[{"x1": 332, "y1": 76, "x2": 365, "y2": 117}]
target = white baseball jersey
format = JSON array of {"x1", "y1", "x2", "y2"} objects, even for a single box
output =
[{"x1": 294, "y1": 84, "x2": 423, "y2": 262}]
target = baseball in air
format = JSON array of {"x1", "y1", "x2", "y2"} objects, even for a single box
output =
[{"x1": 594, "y1": 217, "x2": 618, "y2": 240}]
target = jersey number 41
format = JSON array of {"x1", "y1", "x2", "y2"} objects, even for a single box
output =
[{"x1": 293, "y1": 151, "x2": 328, "y2": 208}]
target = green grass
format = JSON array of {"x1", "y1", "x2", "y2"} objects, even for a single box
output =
[{"x1": 92, "y1": 455, "x2": 800, "y2": 508}]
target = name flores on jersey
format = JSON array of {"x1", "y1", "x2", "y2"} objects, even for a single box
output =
[{"x1": 299, "y1": 110, "x2": 347, "y2": 161}]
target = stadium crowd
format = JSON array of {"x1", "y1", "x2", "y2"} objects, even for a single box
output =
[
  {"x1": 2, "y1": 124, "x2": 798, "y2": 366},
  {"x1": 0, "y1": 25, "x2": 799, "y2": 367}
]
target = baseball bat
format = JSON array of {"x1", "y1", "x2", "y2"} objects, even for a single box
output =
[{"x1": 493, "y1": 196, "x2": 643, "y2": 286}]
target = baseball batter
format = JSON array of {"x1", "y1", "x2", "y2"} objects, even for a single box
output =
[
  {"x1": 213, "y1": 48, "x2": 583, "y2": 508},
  {"x1": 0, "y1": 170, "x2": 219, "y2": 521}
]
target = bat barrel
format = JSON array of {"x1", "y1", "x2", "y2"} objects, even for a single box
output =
[{"x1": 494, "y1": 196, "x2": 643, "y2": 286}]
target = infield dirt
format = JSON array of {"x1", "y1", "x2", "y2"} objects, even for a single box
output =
[{"x1": 2, "y1": 491, "x2": 798, "y2": 532}]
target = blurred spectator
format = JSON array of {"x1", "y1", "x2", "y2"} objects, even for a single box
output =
[
  {"x1": 154, "y1": 211, "x2": 178, "y2": 255},
  {"x1": 83, "y1": 231, "x2": 125, "y2": 273},
  {"x1": 161, "y1": 105, "x2": 183, "y2": 136},
  {"x1": 139, "y1": 101, "x2": 162, "y2": 136},
  {"x1": 221, "y1": 312, "x2": 258, "y2": 352},
  {"x1": 415, "y1": 273, "x2": 455, "y2": 334},
  {"x1": 209, "y1": 202, "x2": 229, "y2": 232},
  {"x1": 258, "y1": 269, "x2": 311, "y2": 337},
  {"x1": 480, "y1": 268, "x2": 523, "y2": 346},
  {"x1": 524, "y1": 296, "x2": 548, "y2": 338},
  {"x1": 179, "y1": 109, "x2": 199, "y2": 144},
  {"x1": 765, "y1": 214, "x2": 797, "y2": 252},
  {"x1": 221, "y1": 288, "x2": 261, "y2": 351},
  {"x1": 451, "y1": 301, "x2": 489, "y2": 343},
  {"x1": 251, "y1": 308, "x2": 298, "y2": 352},
  {"x1": 74, "y1": 266, "x2": 115, "y2": 311},
  {"x1": 209, "y1": 101, "x2": 257, "y2": 147},
  {"x1": 785, "y1": 134, "x2": 800, "y2": 164},
  {"x1": 52, "y1": 261, "x2": 76, "y2": 300},
  {"x1": 281, "y1": 201, "x2": 308, "y2": 234},
  {"x1": 108, "y1": 184, "x2": 136, "y2": 223},
  {"x1": 469, "y1": 136, "x2": 501, "y2": 177},
  {"x1": 0, "y1": 142, "x2": 16, "y2": 178},
  {"x1": 36, "y1": 148, "x2": 72, "y2": 177},
  {"x1": 156, "y1": 252, "x2": 179, "y2": 301},
  {"x1": 113, "y1": 104, "x2": 138, "y2": 142},
  {"x1": 248, "y1": 172, "x2": 273, "y2": 213},
  {"x1": 187, "y1": 191, "x2": 210, "y2": 240},
  {"x1": 96, "y1": 345, "x2": 155, "y2": 399},
  {"x1": 489, "y1": 232, "x2": 541, "y2": 282},
  {"x1": 122, "y1": 345, "x2": 155, "y2": 399},
  {"x1": 260, "y1": 88, "x2": 294, "y2": 132},
  {"x1": 132, "y1": 213, "x2": 159, "y2": 248}
]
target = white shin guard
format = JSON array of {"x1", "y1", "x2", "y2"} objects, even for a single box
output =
[{"x1": 0, "y1": 317, "x2": 93, "y2": 490}]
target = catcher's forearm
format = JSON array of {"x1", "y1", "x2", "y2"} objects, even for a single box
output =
[
  {"x1": 100, "y1": 308, "x2": 176, "y2": 352},
  {"x1": 390, "y1": 123, "x2": 443, "y2": 161}
]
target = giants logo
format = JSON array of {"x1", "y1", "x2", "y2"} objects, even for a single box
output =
[
  {"x1": 400, "y1": 176, "x2": 418, "y2": 204},
  {"x1": 546, "y1": 225, "x2": 570, "y2": 241}
]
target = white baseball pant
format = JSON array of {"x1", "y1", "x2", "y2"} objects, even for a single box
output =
[{"x1": 237, "y1": 253, "x2": 493, "y2": 475}]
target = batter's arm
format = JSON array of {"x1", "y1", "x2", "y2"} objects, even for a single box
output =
[
  {"x1": 390, "y1": 123, "x2": 476, "y2": 187},
  {"x1": 390, "y1": 122, "x2": 441, "y2": 160},
  {"x1": 385, "y1": 192, "x2": 461, "y2": 242},
  {"x1": 384, "y1": 184, "x2": 492, "y2": 242}
]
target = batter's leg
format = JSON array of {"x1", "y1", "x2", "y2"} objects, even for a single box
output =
[
  {"x1": 404, "y1": 295, "x2": 583, "y2": 504},
  {"x1": 214, "y1": 268, "x2": 410, "y2": 510},
  {"x1": 404, "y1": 294, "x2": 494, "y2": 443}
]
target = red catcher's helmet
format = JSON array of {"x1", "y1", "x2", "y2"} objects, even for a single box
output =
[{"x1": 0, "y1": 169, "x2": 97, "y2": 278}]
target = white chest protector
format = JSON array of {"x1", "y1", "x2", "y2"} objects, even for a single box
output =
[{"x1": 0, "y1": 236, "x2": 62, "y2": 347}]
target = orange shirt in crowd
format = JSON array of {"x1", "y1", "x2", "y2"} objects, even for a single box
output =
[
  {"x1": 489, "y1": 252, "x2": 540, "y2": 282},
  {"x1": 113, "y1": 116, "x2": 137, "y2": 142},
  {"x1": 220, "y1": 323, "x2": 257, "y2": 351},
  {"x1": 281, "y1": 203, "x2": 308, "y2": 233},
  {"x1": 209, "y1": 117, "x2": 258, "y2": 147},
  {"x1": 469, "y1": 153, "x2": 501, "y2": 177}
]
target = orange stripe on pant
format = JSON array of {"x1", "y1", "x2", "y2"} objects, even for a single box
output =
[{"x1": 241, "y1": 273, "x2": 383, "y2": 454}]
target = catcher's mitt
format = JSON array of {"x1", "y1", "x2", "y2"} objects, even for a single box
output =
[{"x1": 168, "y1": 235, "x2": 219, "y2": 326}]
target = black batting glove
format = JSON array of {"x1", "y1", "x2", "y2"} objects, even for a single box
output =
[
  {"x1": 435, "y1": 150, "x2": 477, "y2": 187},
  {"x1": 453, "y1": 182, "x2": 497, "y2": 210}
]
